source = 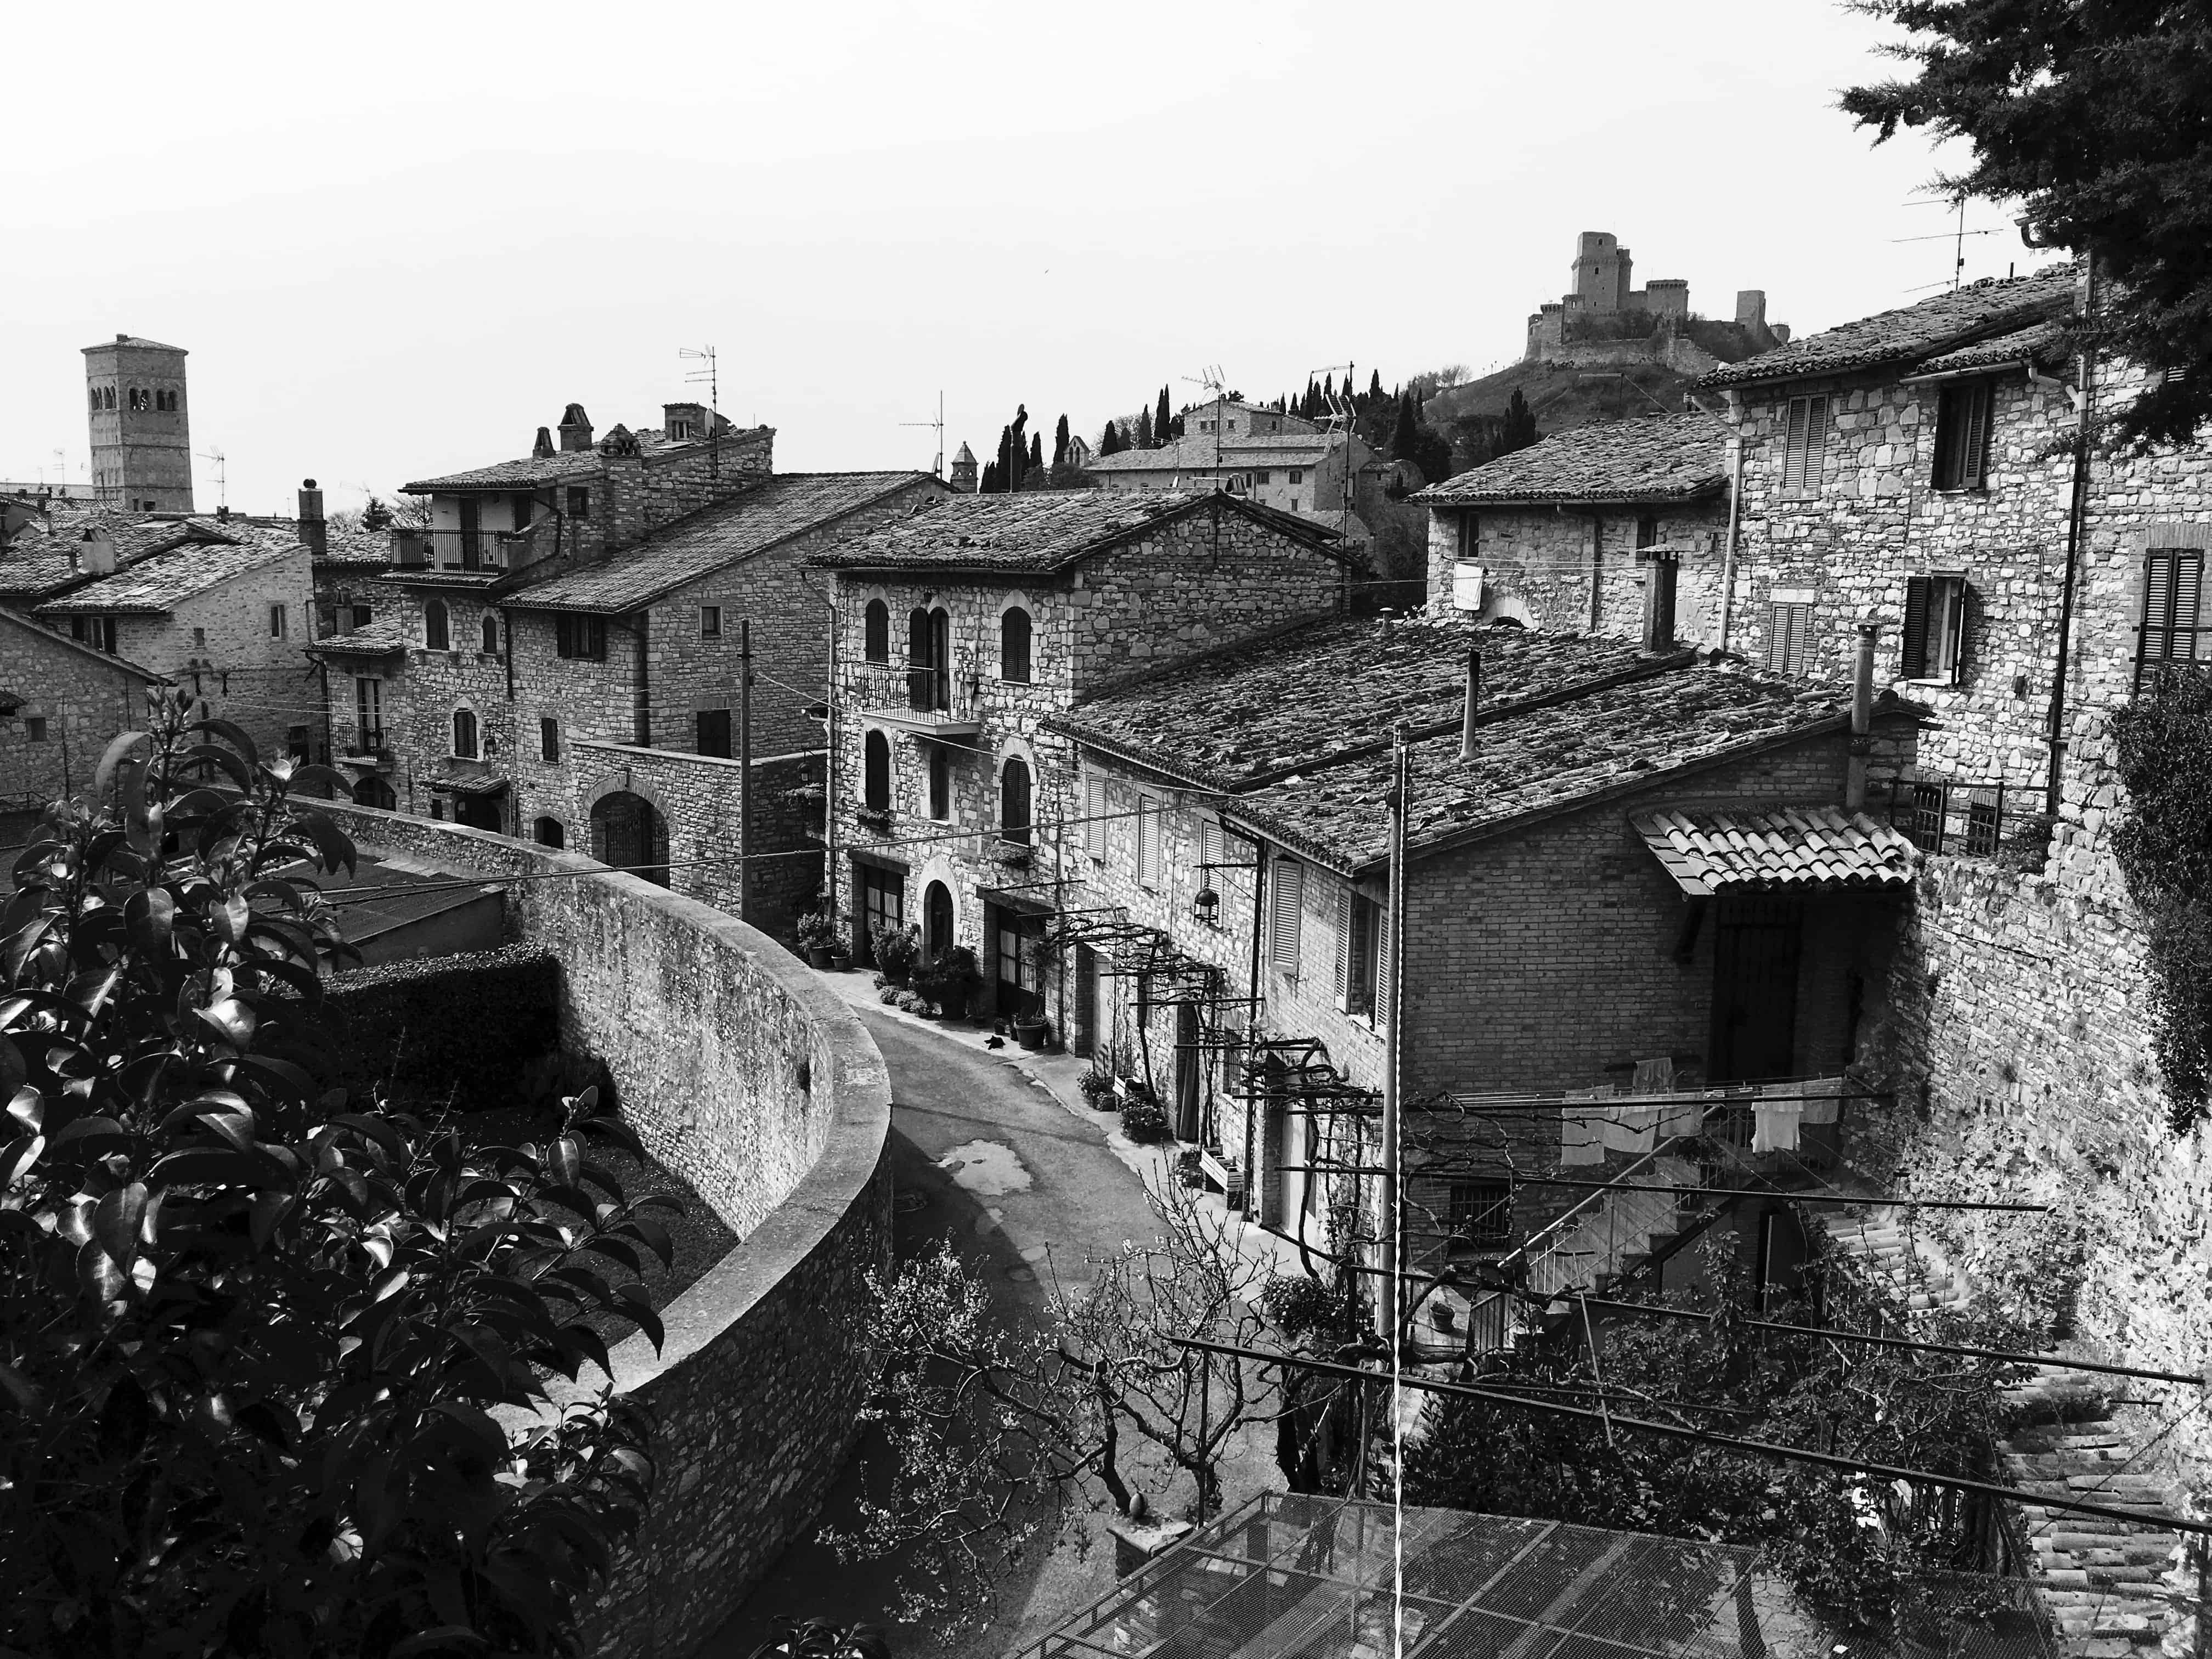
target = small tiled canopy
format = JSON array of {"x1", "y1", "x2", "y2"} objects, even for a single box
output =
[{"x1": 1630, "y1": 805, "x2": 1916, "y2": 896}]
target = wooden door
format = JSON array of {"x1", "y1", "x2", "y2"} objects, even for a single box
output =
[
  {"x1": 1709, "y1": 895, "x2": 1803, "y2": 1082},
  {"x1": 1174, "y1": 1002, "x2": 1201, "y2": 1142}
]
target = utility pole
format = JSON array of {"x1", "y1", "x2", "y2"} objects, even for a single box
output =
[
  {"x1": 738, "y1": 618, "x2": 754, "y2": 925},
  {"x1": 1379, "y1": 723, "x2": 1408, "y2": 1347}
]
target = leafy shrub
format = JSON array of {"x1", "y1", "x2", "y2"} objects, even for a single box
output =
[
  {"x1": 795, "y1": 911, "x2": 839, "y2": 953},
  {"x1": 895, "y1": 991, "x2": 928, "y2": 1015},
  {"x1": 0, "y1": 695, "x2": 676, "y2": 1655},
  {"x1": 1076, "y1": 1071, "x2": 1114, "y2": 1107},
  {"x1": 913, "y1": 945, "x2": 981, "y2": 1014},
  {"x1": 872, "y1": 923, "x2": 920, "y2": 984},
  {"x1": 1259, "y1": 1274, "x2": 1338, "y2": 1339},
  {"x1": 1119, "y1": 1093, "x2": 1170, "y2": 1143}
]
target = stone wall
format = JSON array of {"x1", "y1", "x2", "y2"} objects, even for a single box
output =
[
  {"x1": 1425, "y1": 503, "x2": 1733, "y2": 645},
  {"x1": 0, "y1": 611, "x2": 155, "y2": 805},
  {"x1": 308, "y1": 803, "x2": 893, "y2": 1655}
]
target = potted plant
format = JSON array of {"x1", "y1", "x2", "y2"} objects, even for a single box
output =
[
  {"x1": 916, "y1": 945, "x2": 982, "y2": 1022},
  {"x1": 1076, "y1": 1070, "x2": 1115, "y2": 1110},
  {"x1": 872, "y1": 922, "x2": 920, "y2": 986},
  {"x1": 1119, "y1": 1091, "x2": 1170, "y2": 1144},
  {"x1": 1012, "y1": 994, "x2": 1050, "y2": 1052},
  {"x1": 795, "y1": 911, "x2": 838, "y2": 969}
]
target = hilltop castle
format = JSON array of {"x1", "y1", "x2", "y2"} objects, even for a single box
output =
[{"x1": 1523, "y1": 232, "x2": 1789, "y2": 371}]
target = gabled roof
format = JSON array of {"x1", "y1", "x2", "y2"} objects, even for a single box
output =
[
  {"x1": 508, "y1": 471, "x2": 935, "y2": 612},
  {"x1": 35, "y1": 537, "x2": 302, "y2": 616},
  {"x1": 402, "y1": 424, "x2": 774, "y2": 493},
  {"x1": 1910, "y1": 319, "x2": 2071, "y2": 380},
  {"x1": 0, "y1": 510, "x2": 239, "y2": 605},
  {"x1": 1412, "y1": 414, "x2": 1728, "y2": 507},
  {"x1": 1633, "y1": 806, "x2": 1916, "y2": 894},
  {"x1": 1085, "y1": 432, "x2": 1344, "y2": 473},
  {"x1": 809, "y1": 488, "x2": 1344, "y2": 576},
  {"x1": 0, "y1": 607, "x2": 166, "y2": 684},
  {"x1": 1700, "y1": 264, "x2": 2076, "y2": 389}
]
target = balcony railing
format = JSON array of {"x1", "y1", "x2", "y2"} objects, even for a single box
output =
[
  {"x1": 390, "y1": 521, "x2": 552, "y2": 574},
  {"x1": 857, "y1": 661, "x2": 983, "y2": 736}
]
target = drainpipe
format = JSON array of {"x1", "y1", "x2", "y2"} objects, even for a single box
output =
[
  {"x1": 1717, "y1": 435, "x2": 1745, "y2": 652},
  {"x1": 633, "y1": 610, "x2": 651, "y2": 746},
  {"x1": 2045, "y1": 256, "x2": 2098, "y2": 820},
  {"x1": 1847, "y1": 621, "x2": 1879, "y2": 812}
]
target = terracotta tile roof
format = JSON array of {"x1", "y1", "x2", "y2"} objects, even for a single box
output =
[
  {"x1": 402, "y1": 425, "x2": 772, "y2": 493},
  {"x1": 305, "y1": 620, "x2": 410, "y2": 657},
  {"x1": 1910, "y1": 319, "x2": 2070, "y2": 378},
  {"x1": 88, "y1": 335, "x2": 185, "y2": 353},
  {"x1": 1631, "y1": 805, "x2": 1916, "y2": 894},
  {"x1": 1701, "y1": 264, "x2": 2076, "y2": 388},
  {"x1": 0, "y1": 510, "x2": 240, "y2": 603},
  {"x1": 510, "y1": 472, "x2": 933, "y2": 612},
  {"x1": 1412, "y1": 414, "x2": 1728, "y2": 506},
  {"x1": 35, "y1": 537, "x2": 301, "y2": 616},
  {"x1": 1085, "y1": 433, "x2": 1342, "y2": 472},
  {"x1": 1054, "y1": 616, "x2": 1666, "y2": 791},
  {"x1": 810, "y1": 489, "x2": 1340, "y2": 575},
  {"x1": 0, "y1": 547, "x2": 86, "y2": 603}
]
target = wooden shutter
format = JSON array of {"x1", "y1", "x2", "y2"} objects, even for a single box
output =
[
  {"x1": 1899, "y1": 576, "x2": 1932, "y2": 679},
  {"x1": 1270, "y1": 860, "x2": 1304, "y2": 977},
  {"x1": 1376, "y1": 887, "x2": 1395, "y2": 1030},
  {"x1": 1963, "y1": 383, "x2": 1993, "y2": 487},
  {"x1": 1781, "y1": 396, "x2": 1828, "y2": 496},
  {"x1": 1200, "y1": 821, "x2": 1224, "y2": 871},
  {"x1": 1803, "y1": 396, "x2": 1829, "y2": 492},
  {"x1": 1084, "y1": 775, "x2": 1106, "y2": 860},
  {"x1": 2142, "y1": 552, "x2": 2178, "y2": 679},
  {"x1": 1137, "y1": 799, "x2": 1159, "y2": 886},
  {"x1": 2183, "y1": 554, "x2": 2207, "y2": 662},
  {"x1": 1333, "y1": 885, "x2": 1353, "y2": 1009}
]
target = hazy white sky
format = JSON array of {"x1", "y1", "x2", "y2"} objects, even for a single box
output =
[{"x1": 2, "y1": 0, "x2": 2041, "y2": 517}]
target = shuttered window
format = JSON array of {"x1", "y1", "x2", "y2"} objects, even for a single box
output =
[
  {"x1": 1083, "y1": 775, "x2": 1107, "y2": 860},
  {"x1": 1376, "y1": 885, "x2": 1395, "y2": 1029},
  {"x1": 1763, "y1": 601, "x2": 1813, "y2": 675},
  {"x1": 1779, "y1": 395, "x2": 1829, "y2": 498},
  {"x1": 1136, "y1": 799, "x2": 1161, "y2": 888},
  {"x1": 1270, "y1": 859, "x2": 1304, "y2": 977},
  {"x1": 1199, "y1": 820, "x2": 1225, "y2": 871},
  {"x1": 1932, "y1": 381, "x2": 1995, "y2": 490},
  {"x1": 2138, "y1": 550, "x2": 2210, "y2": 691},
  {"x1": 1900, "y1": 574, "x2": 1967, "y2": 684},
  {"x1": 1334, "y1": 887, "x2": 1378, "y2": 1019},
  {"x1": 1332, "y1": 887, "x2": 1352, "y2": 1005}
]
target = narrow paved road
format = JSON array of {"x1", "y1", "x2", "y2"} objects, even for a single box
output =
[{"x1": 700, "y1": 1006, "x2": 1167, "y2": 1658}]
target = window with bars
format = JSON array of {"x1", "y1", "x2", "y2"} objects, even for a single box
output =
[
  {"x1": 1763, "y1": 601, "x2": 1813, "y2": 675},
  {"x1": 1932, "y1": 380, "x2": 1995, "y2": 490},
  {"x1": 2137, "y1": 549, "x2": 2209, "y2": 691},
  {"x1": 1449, "y1": 1181, "x2": 1513, "y2": 1250},
  {"x1": 1778, "y1": 394, "x2": 1829, "y2": 498},
  {"x1": 1269, "y1": 859, "x2": 1304, "y2": 977},
  {"x1": 1900, "y1": 573, "x2": 1968, "y2": 684}
]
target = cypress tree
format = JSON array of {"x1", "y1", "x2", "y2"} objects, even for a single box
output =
[
  {"x1": 1154, "y1": 386, "x2": 1172, "y2": 448},
  {"x1": 1098, "y1": 421, "x2": 1123, "y2": 458},
  {"x1": 994, "y1": 425, "x2": 1014, "y2": 493},
  {"x1": 1368, "y1": 368, "x2": 1384, "y2": 400},
  {"x1": 1136, "y1": 405, "x2": 1154, "y2": 449},
  {"x1": 1052, "y1": 414, "x2": 1070, "y2": 469},
  {"x1": 1029, "y1": 432, "x2": 1045, "y2": 476},
  {"x1": 1500, "y1": 388, "x2": 1539, "y2": 455},
  {"x1": 1389, "y1": 390, "x2": 1420, "y2": 459}
]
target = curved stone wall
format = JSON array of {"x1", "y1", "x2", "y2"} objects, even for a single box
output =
[{"x1": 314, "y1": 804, "x2": 893, "y2": 1654}]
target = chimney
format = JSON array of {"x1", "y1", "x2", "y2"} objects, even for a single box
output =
[
  {"x1": 1847, "y1": 621, "x2": 1880, "y2": 811},
  {"x1": 533, "y1": 426, "x2": 556, "y2": 461},
  {"x1": 297, "y1": 477, "x2": 327, "y2": 557},
  {"x1": 1640, "y1": 546, "x2": 1679, "y2": 651},
  {"x1": 557, "y1": 404, "x2": 594, "y2": 453},
  {"x1": 1459, "y1": 647, "x2": 1482, "y2": 763},
  {"x1": 77, "y1": 528, "x2": 116, "y2": 575}
]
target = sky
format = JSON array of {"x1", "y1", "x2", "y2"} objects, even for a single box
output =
[{"x1": 0, "y1": 0, "x2": 2046, "y2": 518}]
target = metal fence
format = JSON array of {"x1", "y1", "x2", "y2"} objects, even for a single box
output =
[{"x1": 1886, "y1": 777, "x2": 2014, "y2": 859}]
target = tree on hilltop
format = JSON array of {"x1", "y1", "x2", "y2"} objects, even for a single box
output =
[{"x1": 1153, "y1": 387, "x2": 1172, "y2": 448}]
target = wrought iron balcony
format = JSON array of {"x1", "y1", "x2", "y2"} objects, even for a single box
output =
[
  {"x1": 857, "y1": 662, "x2": 982, "y2": 736},
  {"x1": 388, "y1": 520, "x2": 553, "y2": 575}
]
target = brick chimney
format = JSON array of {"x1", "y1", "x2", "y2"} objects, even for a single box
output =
[
  {"x1": 297, "y1": 477, "x2": 327, "y2": 557},
  {"x1": 77, "y1": 528, "x2": 116, "y2": 575},
  {"x1": 557, "y1": 404, "x2": 594, "y2": 453},
  {"x1": 1640, "y1": 547, "x2": 1679, "y2": 652},
  {"x1": 533, "y1": 426, "x2": 556, "y2": 461}
]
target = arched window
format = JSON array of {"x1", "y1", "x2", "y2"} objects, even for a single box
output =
[
  {"x1": 452, "y1": 707, "x2": 478, "y2": 759},
  {"x1": 928, "y1": 745, "x2": 950, "y2": 819},
  {"x1": 424, "y1": 598, "x2": 449, "y2": 651},
  {"x1": 1001, "y1": 606, "x2": 1032, "y2": 684},
  {"x1": 481, "y1": 614, "x2": 500, "y2": 653},
  {"x1": 864, "y1": 599, "x2": 889, "y2": 663},
  {"x1": 534, "y1": 816, "x2": 565, "y2": 849},
  {"x1": 103, "y1": 387, "x2": 116, "y2": 410},
  {"x1": 88, "y1": 388, "x2": 100, "y2": 411},
  {"x1": 863, "y1": 730, "x2": 891, "y2": 812},
  {"x1": 1000, "y1": 756, "x2": 1032, "y2": 845}
]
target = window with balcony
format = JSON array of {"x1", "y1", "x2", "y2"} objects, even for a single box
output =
[
  {"x1": 1001, "y1": 606, "x2": 1032, "y2": 683},
  {"x1": 1932, "y1": 380, "x2": 1995, "y2": 492},
  {"x1": 863, "y1": 730, "x2": 891, "y2": 812},
  {"x1": 1000, "y1": 756, "x2": 1032, "y2": 845},
  {"x1": 354, "y1": 678, "x2": 383, "y2": 751},
  {"x1": 424, "y1": 599, "x2": 449, "y2": 651},
  {"x1": 864, "y1": 599, "x2": 889, "y2": 663},
  {"x1": 907, "y1": 606, "x2": 950, "y2": 712}
]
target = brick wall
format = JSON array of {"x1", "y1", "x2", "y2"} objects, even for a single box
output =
[
  {"x1": 308, "y1": 804, "x2": 892, "y2": 1657},
  {"x1": 0, "y1": 614, "x2": 154, "y2": 807}
]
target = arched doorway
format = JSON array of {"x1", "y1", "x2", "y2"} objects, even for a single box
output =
[
  {"x1": 922, "y1": 880, "x2": 955, "y2": 962},
  {"x1": 591, "y1": 791, "x2": 669, "y2": 887},
  {"x1": 352, "y1": 775, "x2": 396, "y2": 810}
]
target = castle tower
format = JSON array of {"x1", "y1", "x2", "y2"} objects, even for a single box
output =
[{"x1": 83, "y1": 334, "x2": 193, "y2": 512}]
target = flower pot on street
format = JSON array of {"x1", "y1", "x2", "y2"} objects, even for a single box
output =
[
  {"x1": 1014, "y1": 1017, "x2": 1048, "y2": 1051},
  {"x1": 808, "y1": 946, "x2": 833, "y2": 969}
]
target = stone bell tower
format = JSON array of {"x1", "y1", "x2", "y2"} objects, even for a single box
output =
[{"x1": 83, "y1": 334, "x2": 194, "y2": 512}]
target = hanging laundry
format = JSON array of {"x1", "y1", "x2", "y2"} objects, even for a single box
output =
[
  {"x1": 1800, "y1": 1075, "x2": 1844, "y2": 1127},
  {"x1": 1602, "y1": 1098, "x2": 1660, "y2": 1155},
  {"x1": 1560, "y1": 1091, "x2": 1606, "y2": 1165},
  {"x1": 1751, "y1": 1096, "x2": 1803, "y2": 1153}
]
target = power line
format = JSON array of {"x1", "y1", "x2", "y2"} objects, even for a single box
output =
[
  {"x1": 1514, "y1": 1176, "x2": 2050, "y2": 1214},
  {"x1": 1167, "y1": 1336, "x2": 2212, "y2": 1537}
]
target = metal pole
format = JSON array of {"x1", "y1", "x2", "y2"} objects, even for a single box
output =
[
  {"x1": 2046, "y1": 253, "x2": 2097, "y2": 819},
  {"x1": 738, "y1": 618, "x2": 753, "y2": 926},
  {"x1": 1379, "y1": 725, "x2": 1408, "y2": 1345}
]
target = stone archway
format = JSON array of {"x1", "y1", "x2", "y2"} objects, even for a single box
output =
[
  {"x1": 352, "y1": 775, "x2": 396, "y2": 810},
  {"x1": 922, "y1": 879, "x2": 956, "y2": 962},
  {"x1": 591, "y1": 791, "x2": 669, "y2": 887}
]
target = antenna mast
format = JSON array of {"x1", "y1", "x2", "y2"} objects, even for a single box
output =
[
  {"x1": 196, "y1": 444, "x2": 227, "y2": 511},
  {"x1": 1310, "y1": 360, "x2": 1357, "y2": 537},
  {"x1": 1180, "y1": 366, "x2": 1229, "y2": 484},
  {"x1": 680, "y1": 346, "x2": 719, "y2": 484},
  {"x1": 900, "y1": 391, "x2": 946, "y2": 478}
]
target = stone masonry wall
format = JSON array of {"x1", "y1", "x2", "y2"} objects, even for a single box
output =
[
  {"x1": 0, "y1": 615, "x2": 154, "y2": 806},
  {"x1": 1425, "y1": 503, "x2": 1733, "y2": 646},
  {"x1": 308, "y1": 803, "x2": 893, "y2": 1656}
]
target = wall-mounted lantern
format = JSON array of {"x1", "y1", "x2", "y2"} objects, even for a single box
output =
[{"x1": 1192, "y1": 887, "x2": 1221, "y2": 928}]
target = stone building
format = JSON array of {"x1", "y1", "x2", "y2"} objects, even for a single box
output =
[
  {"x1": 1048, "y1": 608, "x2": 1918, "y2": 1271},
  {"x1": 30, "y1": 526, "x2": 317, "y2": 760},
  {"x1": 0, "y1": 606, "x2": 164, "y2": 826},
  {"x1": 82, "y1": 334, "x2": 193, "y2": 511},
  {"x1": 809, "y1": 489, "x2": 1353, "y2": 1022},
  {"x1": 1414, "y1": 413, "x2": 1735, "y2": 642}
]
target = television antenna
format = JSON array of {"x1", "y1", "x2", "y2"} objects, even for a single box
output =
[
  {"x1": 1181, "y1": 365, "x2": 1229, "y2": 482},
  {"x1": 900, "y1": 390, "x2": 946, "y2": 478},
  {"x1": 1308, "y1": 361, "x2": 1358, "y2": 534},
  {"x1": 197, "y1": 445, "x2": 227, "y2": 511},
  {"x1": 679, "y1": 346, "x2": 720, "y2": 482}
]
